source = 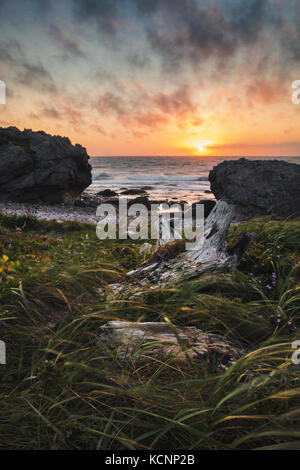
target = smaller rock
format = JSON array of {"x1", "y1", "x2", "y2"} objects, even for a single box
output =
[
  {"x1": 97, "y1": 189, "x2": 118, "y2": 197},
  {"x1": 121, "y1": 188, "x2": 148, "y2": 195},
  {"x1": 127, "y1": 196, "x2": 151, "y2": 209},
  {"x1": 74, "y1": 199, "x2": 86, "y2": 207}
]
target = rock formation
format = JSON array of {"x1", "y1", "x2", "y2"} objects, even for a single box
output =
[
  {"x1": 0, "y1": 127, "x2": 92, "y2": 204},
  {"x1": 209, "y1": 158, "x2": 300, "y2": 218}
]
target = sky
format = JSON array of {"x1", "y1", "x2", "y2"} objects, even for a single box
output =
[{"x1": 0, "y1": 0, "x2": 299, "y2": 157}]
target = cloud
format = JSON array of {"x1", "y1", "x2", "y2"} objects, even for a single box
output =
[
  {"x1": 16, "y1": 63, "x2": 56, "y2": 93},
  {"x1": 0, "y1": 40, "x2": 56, "y2": 93},
  {"x1": 41, "y1": 107, "x2": 60, "y2": 119},
  {"x1": 148, "y1": 86, "x2": 196, "y2": 116},
  {"x1": 131, "y1": 111, "x2": 169, "y2": 129},
  {"x1": 69, "y1": 0, "x2": 288, "y2": 75},
  {"x1": 49, "y1": 25, "x2": 86, "y2": 59},
  {"x1": 95, "y1": 92, "x2": 127, "y2": 116},
  {"x1": 142, "y1": 0, "x2": 278, "y2": 71},
  {"x1": 279, "y1": 3, "x2": 300, "y2": 63},
  {"x1": 93, "y1": 85, "x2": 197, "y2": 133},
  {"x1": 72, "y1": 0, "x2": 123, "y2": 37}
]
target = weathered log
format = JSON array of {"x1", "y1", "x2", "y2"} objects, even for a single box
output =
[
  {"x1": 127, "y1": 200, "x2": 255, "y2": 285},
  {"x1": 99, "y1": 321, "x2": 242, "y2": 368}
]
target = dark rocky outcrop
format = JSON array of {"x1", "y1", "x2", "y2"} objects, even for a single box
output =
[
  {"x1": 120, "y1": 188, "x2": 148, "y2": 195},
  {"x1": 0, "y1": 127, "x2": 92, "y2": 204},
  {"x1": 209, "y1": 158, "x2": 300, "y2": 218},
  {"x1": 97, "y1": 189, "x2": 118, "y2": 197}
]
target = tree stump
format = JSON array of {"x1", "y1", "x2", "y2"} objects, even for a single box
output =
[{"x1": 127, "y1": 200, "x2": 255, "y2": 286}]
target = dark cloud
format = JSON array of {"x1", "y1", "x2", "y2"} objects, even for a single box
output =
[
  {"x1": 149, "y1": 86, "x2": 196, "y2": 116},
  {"x1": 69, "y1": 0, "x2": 286, "y2": 72},
  {"x1": 94, "y1": 85, "x2": 196, "y2": 132},
  {"x1": 41, "y1": 107, "x2": 61, "y2": 119},
  {"x1": 95, "y1": 92, "x2": 127, "y2": 116},
  {"x1": 72, "y1": 0, "x2": 122, "y2": 37},
  {"x1": 0, "y1": 40, "x2": 56, "y2": 93},
  {"x1": 17, "y1": 62, "x2": 56, "y2": 93},
  {"x1": 31, "y1": 0, "x2": 53, "y2": 15},
  {"x1": 280, "y1": 2, "x2": 300, "y2": 63},
  {"x1": 141, "y1": 0, "x2": 276, "y2": 71},
  {"x1": 49, "y1": 25, "x2": 86, "y2": 59},
  {"x1": 127, "y1": 52, "x2": 149, "y2": 69}
]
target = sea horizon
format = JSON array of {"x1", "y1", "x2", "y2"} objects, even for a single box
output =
[{"x1": 88, "y1": 154, "x2": 300, "y2": 204}]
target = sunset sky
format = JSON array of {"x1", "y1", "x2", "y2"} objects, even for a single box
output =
[{"x1": 0, "y1": 0, "x2": 299, "y2": 156}]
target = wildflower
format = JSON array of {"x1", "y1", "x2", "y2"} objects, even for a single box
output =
[
  {"x1": 272, "y1": 272, "x2": 277, "y2": 285},
  {"x1": 266, "y1": 285, "x2": 272, "y2": 290}
]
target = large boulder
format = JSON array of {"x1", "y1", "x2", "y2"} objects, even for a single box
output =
[
  {"x1": 0, "y1": 127, "x2": 92, "y2": 204},
  {"x1": 209, "y1": 158, "x2": 300, "y2": 218}
]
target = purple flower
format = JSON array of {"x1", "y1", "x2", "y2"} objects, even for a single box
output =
[
  {"x1": 272, "y1": 272, "x2": 277, "y2": 285},
  {"x1": 45, "y1": 360, "x2": 48, "y2": 364},
  {"x1": 266, "y1": 285, "x2": 272, "y2": 290}
]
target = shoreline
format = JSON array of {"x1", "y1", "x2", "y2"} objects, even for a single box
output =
[
  {"x1": 0, "y1": 191, "x2": 216, "y2": 226},
  {"x1": 0, "y1": 199, "x2": 99, "y2": 225}
]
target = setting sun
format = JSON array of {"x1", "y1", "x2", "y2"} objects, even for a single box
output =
[{"x1": 194, "y1": 140, "x2": 213, "y2": 155}]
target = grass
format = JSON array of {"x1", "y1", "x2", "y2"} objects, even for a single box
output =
[{"x1": 0, "y1": 213, "x2": 300, "y2": 450}]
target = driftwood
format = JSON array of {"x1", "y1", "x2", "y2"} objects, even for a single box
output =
[
  {"x1": 99, "y1": 321, "x2": 242, "y2": 368},
  {"x1": 127, "y1": 200, "x2": 255, "y2": 286}
]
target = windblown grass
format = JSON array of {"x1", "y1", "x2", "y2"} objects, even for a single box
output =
[{"x1": 0, "y1": 213, "x2": 300, "y2": 450}]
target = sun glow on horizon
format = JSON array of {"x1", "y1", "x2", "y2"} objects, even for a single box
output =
[{"x1": 194, "y1": 140, "x2": 213, "y2": 155}]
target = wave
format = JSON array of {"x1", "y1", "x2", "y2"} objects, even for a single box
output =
[
  {"x1": 92, "y1": 172, "x2": 112, "y2": 180},
  {"x1": 127, "y1": 175, "x2": 208, "y2": 182}
]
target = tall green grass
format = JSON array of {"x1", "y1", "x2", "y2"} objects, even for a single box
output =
[{"x1": 0, "y1": 213, "x2": 300, "y2": 450}]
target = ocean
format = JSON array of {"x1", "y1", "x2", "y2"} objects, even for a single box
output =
[{"x1": 88, "y1": 156, "x2": 300, "y2": 204}]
